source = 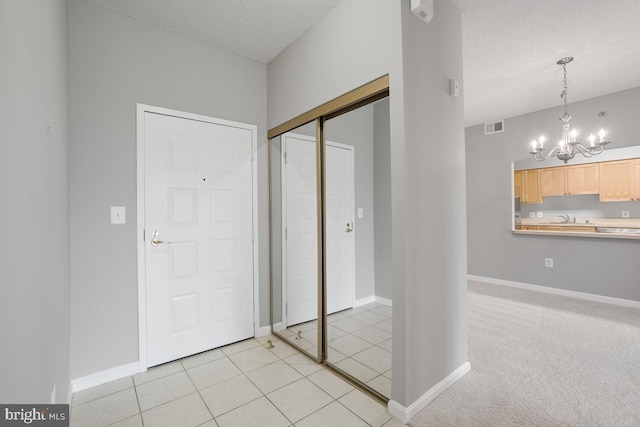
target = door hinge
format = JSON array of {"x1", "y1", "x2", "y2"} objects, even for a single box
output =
[
  {"x1": 285, "y1": 302, "x2": 288, "y2": 315},
  {"x1": 284, "y1": 227, "x2": 287, "y2": 240},
  {"x1": 143, "y1": 229, "x2": 145, "y2": 241},
  {"x1": 284, "y1": 151, "x2": 288, "y2": 164}
]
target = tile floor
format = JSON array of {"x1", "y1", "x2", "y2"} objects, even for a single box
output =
[
  {"x1": 70, "y1": 333, "x2": 403, "y2": 427},
  {"x1": 279, "y1": 301, "x2": 392, "y2": 398}
]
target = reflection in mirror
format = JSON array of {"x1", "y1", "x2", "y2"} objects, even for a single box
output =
[
  {"x1": 324, "y1": 97, "x2": 392, "y2": 398},
  {"x1": 513, "y1": 146, "x2": 640, "y2": 235},
  {"x1": 270, "y1": 121, "x2": 320, "y2": 359}
]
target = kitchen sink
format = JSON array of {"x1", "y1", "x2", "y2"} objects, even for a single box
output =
[{"x1": 596, "y1": 227, "x2": 640, "y2": 234}]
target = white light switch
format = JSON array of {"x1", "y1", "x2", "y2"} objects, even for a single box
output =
[
  {"x1": 537, "y1": 211, "x2": 543, "y2": 218},
  {"x1": 357, "y1": 208, "x2": 364, "y2": 219},
  {"x1": 111, "y1": 206, "x2": 126, "y2": 224}
]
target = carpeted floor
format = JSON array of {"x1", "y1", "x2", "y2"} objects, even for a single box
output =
[{"x1": 409, "y1": 280, "x2": 640, "y2": 427}]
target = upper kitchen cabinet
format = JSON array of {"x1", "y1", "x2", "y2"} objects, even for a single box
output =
[
  {"x1": 541, "y1": 167, "x2": 566, "y2": 196},
  {"x1": 522, "y1": 169, "x2": 542, "y2": 204},
  {"x1": 567, "y1": 163, "x2": 599, "y2": 195},
  {"x1": 514, "y1": 170, "x2": 522, "y2": 199},
  {"x1": 599, "y1": 159, "x2": 640, "y2": 202}
]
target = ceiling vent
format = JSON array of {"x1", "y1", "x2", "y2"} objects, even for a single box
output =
[{"x1": 484, "y1": 120, "x2": 504, "y2": 135}]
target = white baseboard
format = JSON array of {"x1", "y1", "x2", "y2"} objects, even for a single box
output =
[
  {"x1": 354, "y1": 296, "x2": 375, "y2": 307},
  {"x1": 66, "y1": 383, "x2": 73, "y2": 404},
  {"x1": 375, "y1": 296, "x2": 392, "y2": 307},
  {"x1": 468, "y1": 275, "x2": 640, "y2": 309},
  {"x1": 388, "y1": 361, "x2": 471, "y2": 423},
  {"x1": 71, "y1": 362, "x2": 141, "y2": 394},
  {"x1": 255, "y1": 325, "x2": 272, "y2": 337}
]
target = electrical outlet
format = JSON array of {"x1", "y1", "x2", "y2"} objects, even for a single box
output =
[
  {"x1": 622, "y1": 210, "x2": 630, "y2": 218},
  {"x1": 529, "y1": 212, "x2": 535, "y2": 218},
  {"x1": 545, "y1": 258, "x2": 554, "y2": 268},
  {"x1": 537, "y1": 211, "x2": 543, "y2": 218}
]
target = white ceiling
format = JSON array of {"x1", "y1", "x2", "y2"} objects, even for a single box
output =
[{"x1": 82, "y1": 0, "x2": 640, "y2": 127}]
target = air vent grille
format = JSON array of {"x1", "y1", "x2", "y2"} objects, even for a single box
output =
[{"x1": 484, "y1": 120, "x2": 504, "y2": 135}]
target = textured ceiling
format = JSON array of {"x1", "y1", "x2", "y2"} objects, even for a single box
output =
[
  {"x1": 82, "y1": 0, "x2": 640, "y2": 127},
  {"x1": 455, "y1": 0, "x2": 640, "y2": 126},
  {"x1": 81, "y1": 0, "x2": 342, "y2": 64}
]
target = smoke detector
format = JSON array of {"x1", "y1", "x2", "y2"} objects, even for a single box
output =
[{"x1": 411, "y1": 0, "x2": 434, "y2": 23}]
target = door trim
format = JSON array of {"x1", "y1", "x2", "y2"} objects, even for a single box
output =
[
  {"x1": 136, "y1": 104, "x2": 260, "y2": 371},
  {"x1": 280, "y1": 132, "x2": 355, "y2": 327}
]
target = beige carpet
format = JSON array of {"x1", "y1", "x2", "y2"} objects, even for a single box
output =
[{"x1": 409, "y1": 280, "x2": 640, "y2": 427}]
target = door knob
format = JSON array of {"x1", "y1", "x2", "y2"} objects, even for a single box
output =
[
  {"x1": 345, "y1": 223, "x2": 353, "y2": 233},
  {"x1": 151, "y1": 230, "x2": 172, "y2": 246}
]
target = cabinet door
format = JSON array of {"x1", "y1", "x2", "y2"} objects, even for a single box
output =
[
  {"x1": 599, "y1": 159, "x2": 637, "y2": 202},
  {"x1": 522, "y1": 169, "x2": 542, "y2": 204},
  {"x1": 635, "y1": 159, "x2": 640, "y2": 200},
  {"x1": 514, "y1": 170, "x2": 522, "y2": 199},
  {"x1": 541, "y1": 167, "x2": 566, "y2": 196},
  {"x1": 567, "y1": 164, "x2": 599, "y2": 195}
]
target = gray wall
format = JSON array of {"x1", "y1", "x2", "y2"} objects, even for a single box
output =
[
  {"x1": 374, "y1": 99, "x2": 393, "y2": 300},
  {"x1": 0, "y1": 0, "x2": 71, "y2": 403},
  {"x1": 395, "y1": 0, "x2": 467, "y2": 406},
  {"x1": 68, "y1": 0, "x2": 268, "y2": 379},
  {"x1": 466, "y1": 87, "x2": 640, "y2": 301}
]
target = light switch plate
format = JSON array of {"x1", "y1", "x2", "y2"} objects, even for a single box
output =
[
  {"x1": 622, "y1": 210, "x2": 630, "y2": 218},
  {"x1": 111, "y1": 206, "x2": 126, "y2": 224},
  {"x1": 537, "y1": 212, "x2": 543, "y2": 218},
  {"x1": 529, "y1": 212, "x2": 535, "y2": 218}
]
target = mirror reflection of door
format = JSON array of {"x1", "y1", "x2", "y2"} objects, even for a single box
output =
[{"x1": 282, "y1": 133, "x2": 355, "y2": 325}]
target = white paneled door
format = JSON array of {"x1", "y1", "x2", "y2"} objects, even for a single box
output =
[
  {"x1": 143, "y1": 111, "x2": 255, "y2": 367},
  {"x1": 283, "y1": 133, "x2": 354, "y2": 327}
]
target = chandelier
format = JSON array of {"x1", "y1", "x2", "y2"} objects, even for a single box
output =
[{"x1": 529, "y1": 57, "x2": 611, "y2": 163}]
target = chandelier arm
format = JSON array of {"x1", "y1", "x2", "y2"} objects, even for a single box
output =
[{"x1": 572, "y1": 144, "x2": 595, "y2": 157}]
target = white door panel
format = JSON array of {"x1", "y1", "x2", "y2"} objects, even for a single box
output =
[
  {"x1": 283, "y1": 133, "x2": 354, "y2": 327},
  {"x1": 144, "y1": 112, "x2": 254, "y2": 367}
]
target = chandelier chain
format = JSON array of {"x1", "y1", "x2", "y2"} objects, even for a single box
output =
[{"x1": 561, "y1": 62, "x2": 568, "y2": 111}]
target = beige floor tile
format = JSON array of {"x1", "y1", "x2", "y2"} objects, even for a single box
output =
[
  {"x1": 295, "y1": 401, "x2": 368, "y2": 427},
  {"x1": 326, "y1": 347, "x2": 348, "y2": 364},
  {"x1": 383, "y1": 369, "x2": 392, "y2": 380},
  {"x1": 71, "y1": 388, "x2": 139, "y2": 427},
  {"x1": 329, "y1": 335, "x2": 373, "y2": 356},
  {"x1": 331, "y1": 317, "x2": 368, "y2": 333},
  {"x1": 327, "y1": 311, "x2": 348, "y2": 322},
  {"x1": 378, "y1": 339, "x2": 392, "y2": 352},
  {"x1": 356, "y1": 326, "x2": 392, "y2": 345},
  {"x1": 352, "y1": 311, "x2": 387, "y2": 326},
  {"x1": 358, "y1": 302, "x2": 383, "y2": 311},
  {"x1": 200, "y1": 375, "x2": 262, "y2": 417},
  {"x1": 268, "y1": 340, "x2": 299, "y2": 359},
  {"x1": 374, "y1": 319, "x2": 392, "y2": 333},
  {"x1": 228, "y1": 345, "x2": 280, "y2": 373},
  {"x1": 215, "y1": 396, "x2": 289, "y2": 427},
  {"x1": 340, "y1": 307, "x2": 367, "y2": 317},
  {"x1": 307, "y1": 369, "x2": 354, "y2": 399},
  {"x1": 136, "y1": 371, "x2": 196, "y2": 411},
  {"x1": 244, "y1": 361, "x2": 302, "y2": 394},
  {"x1": 109, "y1": 414, "x2": 143, "y2": 427},
  {"x1": 133, "y1": 360, "x2": 184, "y2": 385},
  {"x1": 180, "y1": 349, "x2": 225, "y2": 370},
  {"x1": 382, "y1": 416, "x2": 406, "y2": 426},
  {"x1": 370, "y1": 306, "x2": 393, "y2": 318},
  {"x1": 141, "y1": 393, "x2": 212, "y2": 427},
  {"x1": 339, "y1": 389, "x2": 391, "y2": 427},
  {"x1": 220, "y1": 338, "x2": 260, "y2": 356},
  {"x1": 266, "y1": 378, "x2": 333, "y2": 423},
  {"x1": 327, "y1": 325, "x2": 348, "y2": 340},
  {"x1": 335, "y1": 358, "x2": 379, "y2": 383},
  {"x1": 72, "y1": 376, "x2": 133, "y2": 407},
  {"x1": 283, "y1": 353, "x2": 323, "y2": 376},
  {"x1": 351, "y1": 346, "x2": 392, "y2": 374},
  {"x1": 186, "y1": 357, "x2": 241, "y2": 390},
  {"x1": 197, "y1": 421, "x2": 219, "y2": 427},
  {"x1": 297, "y1": 320, "x2": 318, "y2": 332},
  {"x1": 366, "y1": 375, "x2": 391, "y2": 398}
]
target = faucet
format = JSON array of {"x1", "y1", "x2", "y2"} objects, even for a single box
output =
[{"x1": 558, "y1": 214, "x2": 571, "y2": 223}]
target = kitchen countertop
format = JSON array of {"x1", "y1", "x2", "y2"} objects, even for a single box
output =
[{"x1": 514, "y1": 217, "x2": 640, "y2": 239}]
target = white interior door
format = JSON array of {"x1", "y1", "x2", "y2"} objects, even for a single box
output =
[
  {"x1": 283, "y1": 133, "x2": 354, "y2": 327},
  {"x1": 144, "y1": 112, "x2": 254, "y2": 367}
]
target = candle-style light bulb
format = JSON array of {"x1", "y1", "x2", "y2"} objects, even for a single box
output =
[
  {"x1": 531, "y1": 140, "x2": 538, "y2": 150},
  {"x1": 588, "y1": 134, "x2": 596, "y2": 147},
  {"x1": 559, "y1": 140, "x2": 565, "y2": 151},
  {"x1": 539, "y1": 135, "x2": 546, "y2": 148},
  {"x1": 570, "y1": 128, "x2": 577, "y2": 142},
  {"x1": 598, "y1": 128, "x2": 606, "y2": 142}
]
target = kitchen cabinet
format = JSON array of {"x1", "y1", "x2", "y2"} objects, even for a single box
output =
[
  {"x1": 522, "y1": 169, "x2": 542, "y2": 204},
  {"x1": 599, "y1": 159, "x2": 640, "y2": 202},
  {"x1": 567, "y1": 163, "x2": 599, "y2": 195},
  {"x1": 541, "y1": 167, "x2": 567, "y2": 196},
  {"x1": 514, "y1": 170, "x2": 522, "y2": 199}
]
